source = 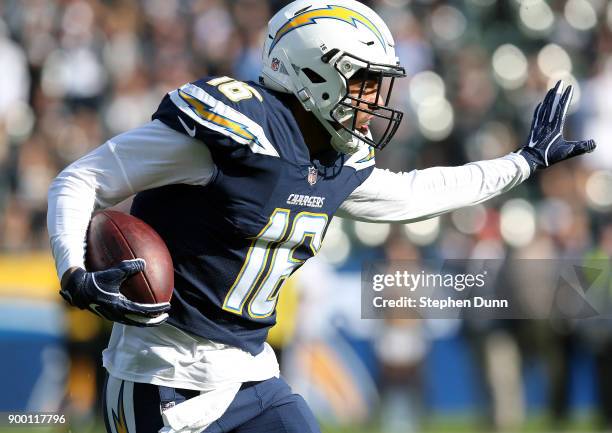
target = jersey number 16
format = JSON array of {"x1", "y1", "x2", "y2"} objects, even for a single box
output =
[{"x1": 222, "y1": 208, "x2": 328, "y2": 319}]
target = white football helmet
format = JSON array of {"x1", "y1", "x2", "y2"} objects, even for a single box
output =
[{"x1": 260, "y1": 0, "x2": 405, "y2": 154}]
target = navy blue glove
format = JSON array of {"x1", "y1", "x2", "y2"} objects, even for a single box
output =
[
  {"x1": 518, "y1": 80, "x2": 596, "y2": 172},
  {"x1": 59, "y1": 258, "x2": 170, "y2": 327}
]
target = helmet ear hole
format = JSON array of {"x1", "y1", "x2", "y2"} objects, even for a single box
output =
[
  {"x1": 322, "y1": 92, "x2": 330, "y2": 100},
  {"x1": 301, "y1": 68, "x2": 326, "y2": 84}
]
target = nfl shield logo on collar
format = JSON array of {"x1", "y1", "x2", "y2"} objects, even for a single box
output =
[{"x1": 307, "y1": 166, "x2": 318, "y2": 185}]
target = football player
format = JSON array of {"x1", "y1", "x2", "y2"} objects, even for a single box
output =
[{"x1": 47, "y1": 0, "x2": 595, "y2": 432}]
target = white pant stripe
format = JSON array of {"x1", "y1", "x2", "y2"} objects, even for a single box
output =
[
  {"x1": 123, "y1": 380, "x2": 136, "y2": 433},
  {"x1": 105, "y1": 376, "x2": 136, "y2": 433}
]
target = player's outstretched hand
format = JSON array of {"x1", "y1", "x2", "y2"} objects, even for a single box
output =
[
  {"x1": 518, "y1": 80, "x2": 596, "y2": 172},
  {"x1": 59, "y1": 259, "x2": 170, "y2": 327}
]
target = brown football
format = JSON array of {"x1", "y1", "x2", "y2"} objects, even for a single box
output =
[{"x1": 85, "y1": 210, "x2": 173, "y2": 304}]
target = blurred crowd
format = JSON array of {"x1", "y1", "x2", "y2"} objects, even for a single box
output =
[{"x1": 2, "y1": 0, "x2": 612, "y2": 431}]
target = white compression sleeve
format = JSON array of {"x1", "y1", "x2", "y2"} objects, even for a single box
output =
[
  {"x1": 47, "y1": 120, "x2": 215, "y2": 279},
  {"x1": 337, "y1": 153, "x2": 531, "y2": 223}
]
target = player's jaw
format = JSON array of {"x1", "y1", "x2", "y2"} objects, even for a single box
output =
[{"x1": 354, "y1": 112, "x2": 373, "y2": 134}]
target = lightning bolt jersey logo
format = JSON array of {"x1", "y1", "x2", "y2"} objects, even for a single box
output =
[
  {"x1": 270, "y1": 5, "x2": 386, "y2": 54},
  {"x1": 178, "y1": 90, "x2": 260, "y2": 146},
  {"x1": 345, "y1": 142, "x2": 375, "y2": 170},
  {"x1": 356, "y1": 147, "x2": 375, "y2": 164},
  {"x1": 168, "y1": 83, "x2": 279, "y2": 157}
]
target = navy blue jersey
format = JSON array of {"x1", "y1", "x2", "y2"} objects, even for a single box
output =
[{"x1": 132, "y1": 76, "x2": 374, "y2": 355}]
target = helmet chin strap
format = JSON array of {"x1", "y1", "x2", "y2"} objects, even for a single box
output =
[
  {"x1": 278, "y1": 48, "x2": 365, "y2": 155},
  {"x1": 318, "y1": 112, "x2": 364, "y2": 154}
]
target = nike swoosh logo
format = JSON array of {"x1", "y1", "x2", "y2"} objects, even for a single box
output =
[
  {"x1": 89, "y1": 303, "x2": 105, "y2": 318},
  {"x1": 178, "y1": 116, "x2": 196, "y2": 137}
]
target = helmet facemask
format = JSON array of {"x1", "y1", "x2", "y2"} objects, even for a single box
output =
[{"x1": 326, "y1": 50, "x2": 406, "y2": 151}]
